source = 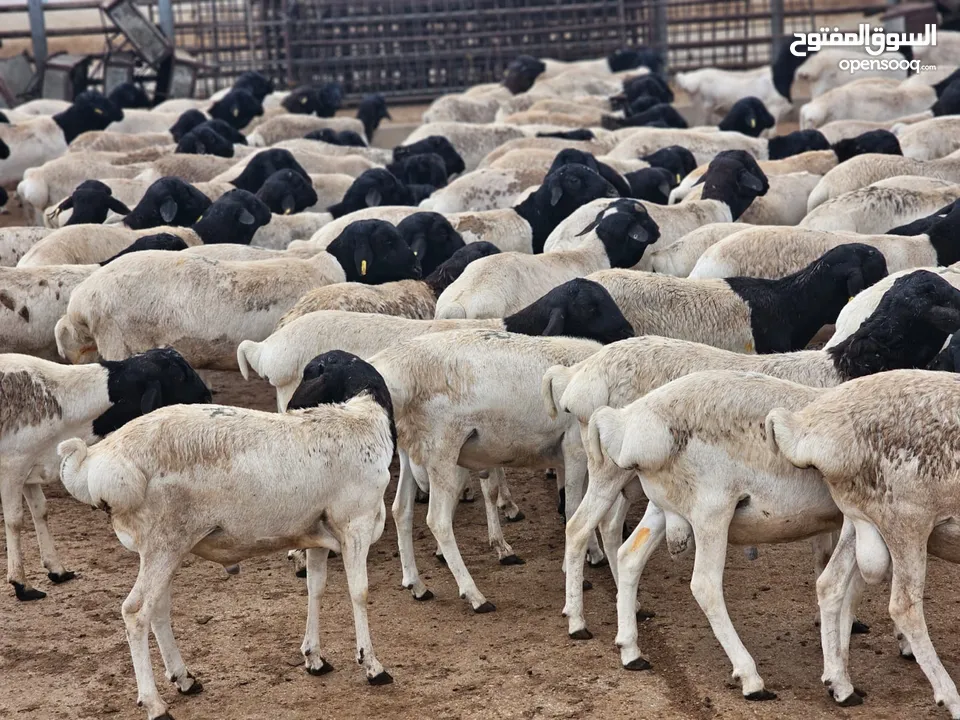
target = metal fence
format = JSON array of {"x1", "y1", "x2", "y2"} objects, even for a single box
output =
[{"x1": 0, "y1": 0, "x2": 886, "y2": 102}]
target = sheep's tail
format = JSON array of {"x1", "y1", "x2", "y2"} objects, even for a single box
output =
[
  {"x1": 436, "y1": 302, "x2": 466, "y2": 320},
  {"x1": 237, "y1": 340, "x2": 262, "y2": 381},
  {"x1": 540, "y1": 364, "x2": 572, "y2": 419},
  {"x1": 16, "y1": 174, "x2": 48, "y2": 215},
  {"x1": 54, "y1": 313, "x2": 96, "y2": 364},
  {"x1": 58, "y1": 438, "x2": 148, "y2": 513}
]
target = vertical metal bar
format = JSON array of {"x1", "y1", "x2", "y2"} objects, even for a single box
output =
[
  {"x1": 157, "y1": 0, "x2": 175, "y2": 42},
  {"x1": 27, "y1": 0, "x2": 48, "y2": 69},
  {"x1": 653, "y1": 0, "x2": 668, "y2": 66},
  {"x1": 771, "y1": 0, "x2": 785, "y2": 57},
  {"x1": 281, "y1": 0, "x2": 294, "y2": 88}
]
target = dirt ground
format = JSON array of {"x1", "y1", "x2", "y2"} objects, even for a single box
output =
[{"x1": 1, "y1": 370, "x2": 958, "y2": 720}]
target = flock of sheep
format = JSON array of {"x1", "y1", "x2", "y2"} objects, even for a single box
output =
[{"x1": 5, "y1": 24, "x2": 960, "y2": 720}]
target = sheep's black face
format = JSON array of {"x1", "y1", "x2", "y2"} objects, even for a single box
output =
[
  {"x1": 535, "y1": 164, "x2": 620, "y2": 223},
  {"x1": 231, "y1": 148, "x2": 311, "y2": 193},
  {"x1": 423, "y1": 241, "x2": 501, "y2": 294},
  {"x1": 329, "y1": 169, "x2": 414, "y2": 219},
  {"x1": 718, "y1": 97, "x2": 775, "y2": 138},
  {"x1": 108, "y1": 82, "x2": 150, "y2": 109},
  {"x1": 642, "y1": 146, "x2": 697, "y2": 185},
  {"x1": 282, "y1": 86, "x2": 321, "y2": 115},
  {"x1": 305, "y1": 128, "x2": 339, "y2": 144},
  {"x1": 700, "y1": 150, "x2": 769, "y2": 220},
  {"x1": 549, "y1": 149, "x2": 600, "y2": 176},
  {"x1": 94, "y1": 347, "x2": 211, "y2": 437},
  {"x1": 62, "y1": 180, "x2": 131, "y2": 226},
  {"x1": 607, "y1": 48, "x2": 644, "y2": 72},
  {"x1": 536, "y1": 128, "x2": 595, "y2": 141},
  {"x1": 503, "y1": 55, "x2": 546, "y2": 94},
  {"x1": 234, "y1": 71, "x2": 274, "y2": 102},
  {"x1": 169, "y1": 109, "x2": 207, "y2": 142},
  {"x1": 771, "y1": 39, "x2": 806, "y2": 101},
  {"x1": 815, "y1": 243, "x2": 888, "y2": 298},
  {"x1": 928, "y1": 332, "x2": 960, "y2": 372},
  {"x1": 101, "y1": 232, "x2": 189, "y2": 265},
  {"x1": 0, "y1": 110, "x2": 9, "y2": 124},
  {"x1": 327, "y1": 218, "x2": 422, "y2": 284},
  {"x1": 506, "y1": 278, "x2": 634, "y2": 344},
  {"x1": 256, "y1": 169, "x2": 318, "y2": 215},
  {"x1": 193, "y1": 188, "x2": 272, "y2": 244},
  {"x1": 200, "y1": 118, "x2": 248, "y2": 145},
  {"x1": 767, "y1": 129, "x2": 830, "y2": 160},
  {"x1": 70, "y1": 91, "x2": 124, "y2": 132},
  {"x1": 209, "y1": 88, "x2": 263, "y2": 129},
  {"x1": 389, "y1": 153, "x2": 448, "y2": 188},
  {"x1": 125, "y1": 177, "x2": 212, "y2": 230},
  {"x1": 635, "y1": 103, "x2": 688, "y2": 129},
  {"x1": 176, "y1": 126, "x2": 235, "y2": 158},
  {"x1": 396, "y1": 211, "x2": 465, "y2": 276},
  {"x1": 623, "y1": 167, "x2": 675, "y2": 204},
  {"x1": 832, "y1": 130, "x2": 902, "y2": 163},
  {"x1": 579, "y1": 199, "x2": 660, "y2": 268},
  {"x1": 394, "y1": 136, "x2": 465, "y2": 178},
  {"x1": 336, "y1": 130, "x2": 368, "y2": 147},
  {"x1": 0, "y1": 138, "x2": 8, "y2": 160},
  {"x1": 933, "y1": 81, "x2": 960, "y2": 116},
  {"x1": 317, "y1": 82, "x2": 344, "y2": 118},
  {"x1": 0, "y1": 186, "x2": 7, "y2": 209},
  {"x1": 357, "y1": 93, "x2": 391, "y2": 138},
  {"x1": 622, "y1": 74, "x2": 673, "y2": 104}
]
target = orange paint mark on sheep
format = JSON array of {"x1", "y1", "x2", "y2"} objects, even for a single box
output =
[{"x1": 630, "y1": 527, "x2": 651, "y2": 552}]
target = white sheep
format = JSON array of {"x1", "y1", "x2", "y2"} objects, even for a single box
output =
[
  {"x1": 647, "y1": 222, "x2": 748, "y2": 276},
  {"x1": 673, "y1": 66, "x2": 792, "y2": 124},
  {"x1": 0, "y1": 226, "x2": 52, "y2": 267},
  {"x1": 17, "y1": 224, "x2": 203, "y2": 268},
  {"x1": 246, "y1": 115, "x2": 367, "y2": 147},
  {"x1": 681, "y1": 170, "x2": 821, "y2": 226},
  {"x1": 418, "y1": 166, "x2": 547, "y2": 213},
  {"x1": 478, "y1": 135, "x2": 619, "y2": 168},
  {"x1": 893, "y1": 116, "x2": 960, "y2": 160},
  {"x1": 422, "y1": 94, "x2": 501, "y2": 124},
  {"x1": 606, "y1": 127, "x2": 769, "y2": 166},
  {"x1": 797, "y1": 49, "x2": 908, "y2": 97},
  {"x1": 818, "y1": 113, "x2": 932, "y2": 143},
  {"x1": 799, "y1": 78, "x2": 936, "y2": 129},
  {"x1": 56, "y1": 352, "x2": 395, "y2": 720},
  {"x1": 399, "y1": 122, "x2": 530, "y2": 172}
]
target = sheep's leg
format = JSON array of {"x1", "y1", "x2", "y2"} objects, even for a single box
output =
[
  {"x1": 886, "y1": 536, "x2": 960, "y2": 716},
  {"x1": 425, "y1": 462, "x2": 492, "y2": 612},
  {"x1": 2, "y1": 473, "x2": 42, "y2": 600},
  {"x1": 391, "y1": 450, "x2": 431, "y2": 600},
  {"x1": 687, "y1": 514, "x2": 773, "y2": 699},
  {"x1": 123, "y1": 552, "x2": 182, "y2": 720},
  {"x1": 599, "y1": 493, "x2": 632, "y2": 587},
  {"x1": 561, "y1": 436, "x2": 604, "y2": 568},
  {"x1": 340, "y1": 521, "x2": 392, "y2": 685},
  {"x1": 615, "y1": 502, "x2": 667, "y2": 670},
  {"x1": 494, "y1": 474, "x2": 523, "y2": 522},
  {"x1": 21, "y1": 483, "x2": 73, "y2": 584},
  {"x1": 563, "y1": 462, "x2": 631, "y2": 638},
  {"x1": 819, "y1": 518, "x2": 864, "y2": 705},
  {"x1": 477, "y1": 469, "x2": 521, "y2": 564},
  {"x1": 151, "y1": 584, "x2": 201, "y2": 696},
  {"x1": 301, "y1": 547, "x2": 333, "y2": 675}
]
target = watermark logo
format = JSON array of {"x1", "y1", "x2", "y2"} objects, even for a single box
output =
[{"x1": 790, "y1": 23, "x2": 936, "y2": 57}]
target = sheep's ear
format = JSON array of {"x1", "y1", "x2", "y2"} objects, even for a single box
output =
[
  {"x1": 739, "y1": 170, "x2": 765, "y2": 193},
  {"x1": 658, "y1": 181, "x2": 671, "y2": 198},
  {"x1": 765, "y1": 407, "x2": 803, "y2": 463},
  {"x1": 628, "y1": 223, "x2": 649, "y2": 244},
  {"x1": 281, "y1": 194, "x2": 296, "y2": 215},
  {"x1": 107, "y1": 197, "x2": 131, "y2": 215},
  {"x1": 550, "y1": 185, "x2": 563, "y2": 207},
  {"x1": 846, "y1": 269, "x2": 865, "y2": 298},
  {"x1": 543, "y1": 307, "x2": 565, "y2": 335},
  {"x1": 140, "y1": 381, "x2": 163, "y2": 414},
  {"x1": 365, "y1": 188, "x2": 382, "y2": 207},
  {"x1": 409, "y1": 234, "x2": 427, "y2": 258},
  {"x1": 924, "y1": 305, "x2": 960, "y2": 333},
  {"x1": 238, "y1": 208, "x2": 256, "y2": 225},
  {"x1": 160, "y1": 198, "x2": 178, "y2": 223}
]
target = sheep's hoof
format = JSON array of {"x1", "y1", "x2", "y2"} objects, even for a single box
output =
[
  {"x1": 623, "y1": 657, "x2": 652, "y2": 671},
  {"x1": 587, "y1": 556, "x2": 609, "y2": 569},
  {"x1": 474, "y1": 601, "x2": 496, "y2": 614},
  {"x1": 11, "y1": 582, "x2": 45, "y2": 601},
  {"x1": 569, "y1": 628, "x2": 593, "y2": 640},
  {"x1": 899, "y1": 650, "x2": 916, "y2": 662},
  {"x1": 152, "y1": 714, "x2": 175, "y2": 720},
  {"x1": 47, "y1": 571, "x2": 76, "y2": 584},
  {"x1": 851, "y1": 619, "x2": 870, "y2": 634},
  {"x1": 413, "y1": 589, "x2": 434, "y2": 602},
  {"x1": 414, "y1": 489, "x2": 429, "y2": 504},
  {"x1": 295, "y1": 568, "x2": 307, "y2": 579},
  {"x1": 745, "y1": 689, "x2": 777, "y2": 701},
  {"x1": 835, "y1": 692, "x2": 864, "y2": 707},
  {"x1": 368, "y1": 671, "x2": 394, "y2": 686},
  {"x1": 854, "y1": 687, "x2": 867, "y2": 698},
  {"x1": 546, "y1": 469, "x2": 558, "y2": 481},
  {"x1": 499, "y1": 554, "x2": 525, "y2": 566},
  {"x1": 224, "y1": 564, "x2": 240, "y2": 576},
  {"x1": 177, "y1": 679, "x2": 204, "y2": 696},
  {"x1": 582, "y1": 580, "x2": 593, "y2": 591},
  {"x1": 435, "y1": 553, "x2": 446, "y2": 565},
  {"x1": 505, "y1": 511, "x2": 525, "y2": 522},
  {"x1": 306, "y1": 660, "x2": 335, "y2": 676}
]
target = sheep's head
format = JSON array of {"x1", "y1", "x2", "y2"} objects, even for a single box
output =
[
  {"x1": 169, "y1": 109, "x2": 207, "y2": 141},
  {"x1": 575, "y1": 198, "x2": 660, "y2": 268},
  {"x1": 718, "y1": 97, "x2": 775, "y2": 138},
  {"x1": 327, "y1": 168, "x2": 414, "y2": 219},
  {"x1": 423, "y1": 241, "x2": 501, "y2": 297},
  {"x1": 326, "y1": 218, "x2": 422, "y2": 284},
  {"x1": 56, "y1": 91, "x2": 123, "y2": 142},
  {"x1": 199, "y1": 118, "x2": 248, "y2": 145},
  {"x1": 815, "y1": 243, "x2": 888, "y2": 300},
  {"x1": 699, "y1": 150, "x2": 769, "y2": 220},
  {"x1": 933, "y1": 80, "x2": 960, "y2": 116},
  {"x1": 832, "y1": 129, "x2": 902, "y2": 163},
  {"x1": 93, "y1": 347, "x2": 212, "y2": 437},
  {"x1": 504, "y1": 278, "x2": 634, "y2": 344},
  {"x1": 549, "y1": 149, "x2": 600, "y2": 175},
  {"x1": 234, "y1": 71, "x2": 274, "y2": 102},
  {"x1": 230, "y1": 148, "x2": 310, "y2": 193},
  {"x1": 282, "y1": 85, "x2": 323, "y2": 115},
  {"x1": 524, "y1": 164, "x2": 620, "y2": 248},
  {"x1": 770, "y1": 38, "x2": 807, "y2": 101},
  {"x1": 100, "y1": 232, "x2": 189, "y2": 265},
  {"x1": 357, "y1": 93, "x2": 391, "y2": 139},
  {"x1": 176, "y1": 125, "x2": 235, "y2": 157},
  {"x1": 107, "y1": 82, "x2": 150, "y2": 109},
  {"x1": 396, "y1": 211, "x2": 465, "y2": 275},
  {"x1": 256, "y1": 169, "x2": 318, "y2": 215},
  {"x1": 393, "y1": 136, "x2": 465, "y2": 177},
  {"x1": 58, "y1": 179, "x2": 131, "y2": 226},
  {"x1": 503, "y1": 55, "x2": 546, "y2": 94},
  {"x1": 623, "y1": 167, "x2": 676, "y2": 204},
  {"x1": 192, "y1": 188, "x2": 272, "y2": 244},
  {"x1": 536, "y1": 129, "x2": 595, "y2": 142},
  {"x1": 388, "y1": 153, "x2": 448, "y2": 188},
  {"x1": 209, "y1": 88, "x2": 263, "y2": 129},
  {"x1": 124, "y1": 177, "x2": 213, "y2": 229},
  {"x1": 767, "y1": 129, "x2": 830, "y2": 160},
  {"x1": 642, "y1": 145, "x2": 697, "y2": 185},
  {"x1": 622, "y1": 74, "x2": 673, "y2": 104}
]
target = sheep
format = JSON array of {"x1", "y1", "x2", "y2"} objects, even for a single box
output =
[
  {"x1": 591, "y1": 243, "x2": 887, "y2": 353},
  {"x1": 766, "y1": 369, "x2": 960, "y2": 715},
  {"x1": 423, "y1": 94, "x2": 501, "y2": 124},
  {"x1": 690, "y1": 205, "x2": 960, "y2": 280},
  {"x1": 370, "y1": 283, "x2": 635, "y2": 607},
  {"x1": 1, "y1": 348, "x2": 210, "y2": 601},
  {"x1": 281, "y1": 136, "x2": 394, "y2": 166},
  {"x1": 477, "y1": 135, "x2": 620, "y2": 168},
  {"x1": 807, "y1": 149, "x2": 960, "y2": 210},
  {"x1": 892, "y1": 116, "x2": 960, "y2": 161},
  {"x1": 356, "y1": 93, "x2": 391, "y2": 141},
  {"x1": 247, "y1": 115, "x2": 366, "y2": 147},
  {"x1": 0, "y1": 227, "x2": 53, "y2": 267},
  {"x1": 607, "y1": 127, "x2": 769, "y2": 166},
  {"x1": 800, "y1": 78, "x2": 936, "y2": 130},
  {"x1": 280, "y1": 82, "x2": 344, "y2": 117},
  {"x1": 399, "y1": 122, "x2": 530, "y2": 172},
  {"x1": 548, "y1": 270, "x2": 960, "y2": 638},
  {"x1": 543, "y1": 150, "x2": 770, "y2": 266},
  {"x1": 255, "y1": 169, "x2": 318, "y2": 215},
  {"x1": 56, "y1": 352, "x2": 396, "y2": 720},
  {"x1": 647, "y1": 222, "x2": 746, "y2": 276},
  {"x1": 817, "y1": 113, "x2": 933, "y2": 144},
  {"x1": 681, "y1": 170, "x2": 821, "y2": 226},
  {"x1": 55, "y1": 219, "x2": 422, "y2": 369},
  {"x1": 45, "y1": 179, "x2": 131, "y2": 227},
  {"x1": 277, "y1": 218, "x2": 479, "y2": 326},
  {"x1": 800, "y1": 176, "x2": 960, "y2": 233},
  {"x1": 435, "y1": 199, "x2": 658, "y2": 319},
  {"x1": 390, "y1": 135, "x2": 466, "y2": 178},
  {"x1": 797, "y1": 48, "x2": 909, "y2": 98},
  {"x1": 18, "y1": 188, "x2": 271, "y2": 267},
  {"x1": 295, "y1": 163, "x2": 620, "y2": 255},
  {"x1": 576, "y1": 371, "x2": 830, "y2": 699},
  {"x1": 0, "y1": 92, "x2": 124, "y2": 185}
]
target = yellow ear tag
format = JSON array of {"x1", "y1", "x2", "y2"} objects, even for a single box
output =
[
  {"x1": 745, "y1": 340, "x2": 754, "y2": 352},
  {"x1": 361, "y1": 259, "x2": 367, "y2": 276},
  {"x1": 848, "y1": 296, "x2": 854, "y2": 303},
  {"x1": 749, "y1": 118, "x2": 756, "y2": 128},
  {"x1": 94, "y1": 108, "x2": 103, "y2": 115},
  {"x1": 676, "y1": 174, "x2": 681, "y2": 183},
  {"x1": 301, "y1": 97, "x2": 308, "y2": 104},
  {"x1": 196, "y1": 215, "x2": 203, "y2": 222},
  {"x1": 232, "y1": 107, "x2": 239, "y2": 117},
  {"x1": 284, "y1": 208, "x2": 291, "y2": 215}
]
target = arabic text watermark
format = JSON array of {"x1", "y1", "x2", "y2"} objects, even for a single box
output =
[{"x1": 790, "y1": 23, "x2": 936, "y2": 57}]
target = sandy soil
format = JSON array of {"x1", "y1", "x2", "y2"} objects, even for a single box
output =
[{"x1": 1, "y1": 370, "x2": 957, "y2": 720}]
